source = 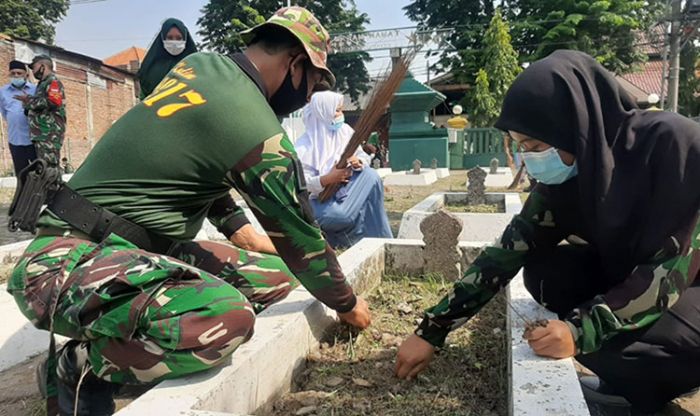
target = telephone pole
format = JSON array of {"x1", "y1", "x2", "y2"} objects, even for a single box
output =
[{"x1": 668, "y1": 0, "x2": 682, "y2": 112}]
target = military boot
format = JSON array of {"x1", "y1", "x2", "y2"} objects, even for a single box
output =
[{"x1": 37, "y1": 340, "x2": 118, "y2": 416}]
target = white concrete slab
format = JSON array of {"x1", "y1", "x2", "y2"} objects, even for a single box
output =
[
  {"x1": 375, "y1": 168, "x2": 392, "y2": 179},
  {"x1": 397, "y1": 192, "x2": 523, "y2": 242},
  {"x1": 0, "y1": 284, "x2": 69, "y2": 372},
  {"x1": 383, "y1": 170, "x2": 438, "y2": 186},
  {"x1": 0, "y1": 239, "x2": 31, "y2": 261},
  {"x1": 115, "y1": 238, "x2": 387, "y2": 416},
  {"x1": 508, "y1": 273, "x2": 589, "y2": 416},
  {"x1": 485, "y1": 167, "x2": 514, "y2": 188},
  {"x1": 0, "y1": 173, "x2": 73, "y2": 188}
]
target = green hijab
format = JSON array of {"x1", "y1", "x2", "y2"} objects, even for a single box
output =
[{"x1": 137, "y1": 18, "x2": 197, "y2": 98}]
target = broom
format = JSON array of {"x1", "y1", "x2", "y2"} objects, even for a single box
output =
[{"x1": 318, "y1": 50, "x2": 416, "y2": 202}]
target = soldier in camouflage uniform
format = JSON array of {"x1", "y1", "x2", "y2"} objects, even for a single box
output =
[
  {"x1": 396, "y1": 50, "x2": 700, "y2": 413},
  {"x1": 8, "y1": 7, "x2": 370, "y2": 416},
  {"x1": 17, "y1": 55, "x2": 66, "y2": 169}
]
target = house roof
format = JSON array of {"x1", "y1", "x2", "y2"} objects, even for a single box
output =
[
  {"x1": 619, "y1": 59, "x2": 664, "y2": 98},
  {"x1": 104, "y1": 46, "x2": 146, "y2": 67}
]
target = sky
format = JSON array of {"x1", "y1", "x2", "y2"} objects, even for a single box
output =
[{"x1": 54, "y1": 0, "x2": 433, "y2": 82}]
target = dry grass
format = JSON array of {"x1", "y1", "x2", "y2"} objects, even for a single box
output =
[{"x1": 264, "y1": 274, "x2": 507, "y2": 416}]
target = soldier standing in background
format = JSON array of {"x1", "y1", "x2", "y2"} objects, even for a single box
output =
[{"x1": 15, "y1": 55, "x2": 66, "y2": 169}]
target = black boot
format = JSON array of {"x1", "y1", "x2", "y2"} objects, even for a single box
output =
[{"x1": 38, "y1": 340, "x2": 118, "y2": 416}]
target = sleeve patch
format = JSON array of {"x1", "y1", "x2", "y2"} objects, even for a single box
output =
[{"x1": 48, "y1": 80, "x2": 62, "y2": 106}]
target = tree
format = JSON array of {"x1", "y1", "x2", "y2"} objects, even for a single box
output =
[
  {"x1": 505, "y1": 0, "x2": 665, "y2": 74},
  {"x1": 482, "y1": 9, "x2": 521, "y2": 108},
  {"x1": 198, "y1": 0, "x2": 372, "y2": 103},
  {"x1": 0, "y1": 0, "x2": 70, "y2": 44},
  {"x1": 404, "y1": 0, "x2": 494, "y2": 91},
  {"x1": 678, "y1": 42, "x2": 700, "y2": 117},
  {"x1": 470, "y1": 69, "x2": 498, "y2": 127}
]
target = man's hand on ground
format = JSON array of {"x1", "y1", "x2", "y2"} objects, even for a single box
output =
[
  {"x1": 230, "y1": 224, "x2": 278, "y2": 255},
  {"x1": 524, "y1": 319, "x2": 576, "y2": 359},
  {"x1": 338, "y1": 296, "x2": 371, "y2": 329},
  {"x1": 395, "y1": 334, "x2": 435, "y2": 380}
]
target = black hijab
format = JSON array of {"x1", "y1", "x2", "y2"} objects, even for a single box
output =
[
  {"x1": 495, "y1": 50, "x2": 700, "y2": 280},
  {"x1": 137, "y1": 18, "x2": 197, "y2": 98}
]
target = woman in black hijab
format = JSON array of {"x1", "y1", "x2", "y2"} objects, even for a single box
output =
[
  {"x1": 395, "y1": 50, "x2": 700, "y2": 413},
  {"x1": 137, "y1": 18, "x2": 197, "y2": 99}
]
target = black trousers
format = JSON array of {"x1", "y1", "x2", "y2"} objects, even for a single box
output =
[
  {"x1": 523, "y1": 245, "x2": 700, "y2": 412},
  {"x1": 9, "y1": 143, "x2": 37, "y2": 176}
]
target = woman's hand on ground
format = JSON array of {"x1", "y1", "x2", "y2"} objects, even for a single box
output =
[
  {"x1": 321, "y1": 167, "x2": 352, "y2": 186},
  {"x1": 347, "y1": 156, "x2": 363, "y2": 170},
  {"x1": 524, "y1": 319, "x2": 576, "y2": 359},
  {"x1": 395, "y1": 334, "x2": 435, "y2": 380},
  {"x1": 338, "y1": 296, "x2": 371, "y2": 329}
]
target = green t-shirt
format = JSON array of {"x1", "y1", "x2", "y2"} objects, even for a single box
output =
[{"x1": 40, "y1": 53, "x2": 279, "y2": 240}]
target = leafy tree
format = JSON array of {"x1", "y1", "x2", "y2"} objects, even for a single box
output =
[
  {"x1": 482, "y1": 9, "x2": 521, "y2": 108},
  {"x1": 198, "y1": 0, "x2": 371, "y2": 103},
  {"x1": 504, "y1": 0, "x2": 665, "y2": 74},
  {"x1": 0, "y1": 0, "x2": 70, "y2": 44},
  {"x1": 470, "y1": 69, "x2": 498, "y2": 127},
  {"x1": 678, "y1": 42, "x2": 700, "y2": 117},
  {"x1": 403, "y1": 0, "x2": 494, "y2": 90}
]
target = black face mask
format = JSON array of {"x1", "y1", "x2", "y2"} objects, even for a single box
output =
[
  {"x1": 269, "y1": 62, "x2": 308, "y2": 117},
  {"x1": 33, "y1": 66, "x2": 45, "y2": 81}
]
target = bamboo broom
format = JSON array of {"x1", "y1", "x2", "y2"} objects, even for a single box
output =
[{"x1": 318, "y1": 50, "x2": 416, "y2": 202}]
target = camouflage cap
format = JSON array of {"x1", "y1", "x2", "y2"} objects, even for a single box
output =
[{"x1": 241, "y1": 6, "x2": 336, "y2": 88}]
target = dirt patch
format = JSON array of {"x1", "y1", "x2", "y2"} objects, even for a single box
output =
[
  {"x1": 264, "y1": 274, "x2": 507, "y2": 416},
  {"x1": 445, "y1": 201, "x2": 505, "y2": 213},
  {"x1": 0, "y1": 351, "x2": 149, "y2": 416}
]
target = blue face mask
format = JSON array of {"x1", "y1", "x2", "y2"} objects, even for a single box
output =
[
  {"x1": 10, "y1": 77, "x2": 26, "y2": 88},
  {"x1": 521, "y1": 147, "x2": 577, "y2": 185},
  {"x1": 330, "y1": 114, "x2": 344, "y2": 131}
]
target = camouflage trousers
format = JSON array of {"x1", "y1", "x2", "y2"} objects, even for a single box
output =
[
  {"x1": 7, "y1": 233, "x2": 298, "y2": 385},
  {"x1": 32, "y1": 136, "x2": 62, "y2": 168}
]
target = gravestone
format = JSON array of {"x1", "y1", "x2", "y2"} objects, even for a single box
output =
[
  {"x1": 372, "y1": 159, "x2": 381, "y2": 169},
  {"x1": 489, "y1": 157, "x2": 499, "y2": 174},
  {"x1": 412, "y1": 159, "x2": 422, "y2": 174},
  {"x1": 430, "y1": 158, "x2": 438, "y2": 169},
  {"x1": 467, "y1": 166, "x2": 487, "y2": 205},
  {"x1": 420, "y1": 210, "x2": 464, "y2": 281}
]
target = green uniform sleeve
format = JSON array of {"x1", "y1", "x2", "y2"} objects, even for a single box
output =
[
  {"x1": 24, "y1": 79, "x2": 49, "y2": 112},
  {"x1": 207, "y1": 194, "x2": 250, "y2": 239},
  {"x1": 565, "y1": 216, "x2": 700, "y2": 355},
  {"x1": 225, "y1": 133, "x2": 357, "y2": 313},
  {"x1": 417, "y1": 189, "x2": 568, "y2": 347}
]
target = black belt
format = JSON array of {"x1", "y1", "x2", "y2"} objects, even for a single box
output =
[{"x1": 48, "y1": 185, "x2": 181, "y2": 255}]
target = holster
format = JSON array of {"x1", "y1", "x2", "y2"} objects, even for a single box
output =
[{"x1": 8, "y1": 159, "x2": 61, "y2": 233}]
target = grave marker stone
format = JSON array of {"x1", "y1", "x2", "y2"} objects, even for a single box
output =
[
  {"x1": 420, "y1": 209, "x2": 464, "y2": 281},
  {"x1": 467, "y1": 166, "x2": 487, "y2": 205}
]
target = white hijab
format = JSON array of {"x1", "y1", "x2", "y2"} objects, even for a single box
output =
[{"x1": 296, "y1": 91, "x2": 355, "y2": 176}]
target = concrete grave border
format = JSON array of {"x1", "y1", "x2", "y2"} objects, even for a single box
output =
[{"x1": 397, "y1": 192, "x2": 522, "y2": 242}]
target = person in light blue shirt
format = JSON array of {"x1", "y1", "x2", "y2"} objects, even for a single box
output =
[{"x1": 0, "y1": 60, "x2": 36, "y2": 176}]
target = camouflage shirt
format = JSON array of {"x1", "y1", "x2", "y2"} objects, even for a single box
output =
[
  {"x1": 38, "y1": 52, "x2": 357, "y2": 313},
  {"x1": 24, "y1": 73, "x2": 66, "y2": 143},
  {"x1": 417, "y1": 185, "x2": 700, "y2": 355}
]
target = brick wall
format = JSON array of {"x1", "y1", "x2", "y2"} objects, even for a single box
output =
[{"x1": 0, "y1": 37, "x2": 137, "y2": 175}]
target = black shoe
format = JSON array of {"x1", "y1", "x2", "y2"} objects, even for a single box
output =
[
  {"x1": 580, "y1": 375, "x2": 631, "y2": 408},
  {"x1": 37, "y1": 340, "x2": 118, "y2": 416}
]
